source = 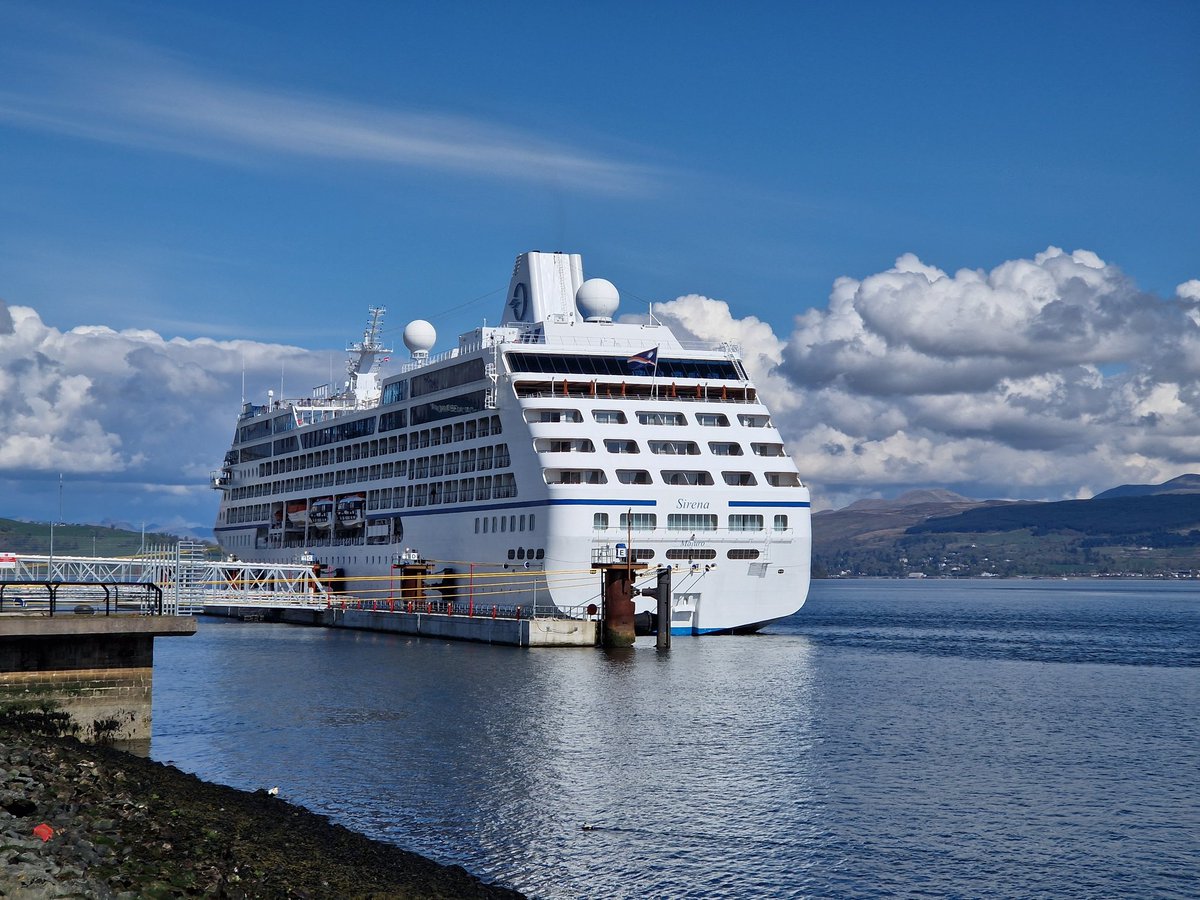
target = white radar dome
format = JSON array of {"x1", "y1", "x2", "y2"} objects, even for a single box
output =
[
  {"x1": 403, "y1": 320, "x2": 436, "y2": 358},
  {"x1": 576, "y1": 278, "x2": 620, "y2": 322}
]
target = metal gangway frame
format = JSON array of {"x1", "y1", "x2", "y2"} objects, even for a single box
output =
[{"x1": 1, "y1": 541, "x2": 329, "y2": 615}]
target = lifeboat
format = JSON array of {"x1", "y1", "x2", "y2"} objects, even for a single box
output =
[
  {"x1": 286, "y1": 500, "x2": 309, "y2": 526},
  {"x1": 308, "y1": 497, "x2": 335, "y2": 529},
  {"x1": 337, "y1": 493, "x2": 366, "y2": 528}
]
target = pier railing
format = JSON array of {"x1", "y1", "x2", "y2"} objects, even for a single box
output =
[{"x1": 0, "y1": 581, "x2": 163, "y2": 617}]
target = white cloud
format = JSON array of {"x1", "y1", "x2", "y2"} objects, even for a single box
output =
[
  {"x1": 652, "y1": 248, "x2": 1200, "y2": 508},
  {"x1": 0, "y1": 19, "x2": 657, "y2": 195},
  {"x1": 0, "y1": 299, "x2": 328, "y2": 494}
]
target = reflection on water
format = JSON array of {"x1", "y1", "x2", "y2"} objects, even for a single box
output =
[{"x1": 152, "y1": 579, "x2": 1200, "y2": 898}]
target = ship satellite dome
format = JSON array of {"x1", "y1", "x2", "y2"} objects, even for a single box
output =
[
  {"x1": 403, "y1": 320, "x2": 436, "y2": 357},
  {"x1": 576, "y1": 278, "x2": 619, "y2": 322}
]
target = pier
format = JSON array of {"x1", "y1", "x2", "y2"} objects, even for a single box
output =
[{"x1": 0, "y1": 545, "x2": 633, "y2": 648}]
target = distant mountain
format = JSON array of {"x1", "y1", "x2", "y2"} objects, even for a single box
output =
[
  {"x1": 1093, "y1": 473, "x2": 1200, "y2": 500},
  {"x1": 814, "y1": 475, "x2": 1200, "y2": 577}
]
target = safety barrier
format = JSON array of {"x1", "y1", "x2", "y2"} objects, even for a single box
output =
[{"x1": 0, "y1": 581, "x2": 163, "y2": 617}]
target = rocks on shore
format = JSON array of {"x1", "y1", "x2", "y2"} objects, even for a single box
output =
[{"x1": 0, "y1": 725, "x2": 524, "y2": 899}]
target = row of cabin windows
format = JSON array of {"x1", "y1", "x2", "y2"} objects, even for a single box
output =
[
  {"x1": 236, "y1": 438, "x2": 510, "y2": 501},
  {"x1": 537, "y1": 438, "x2": 787, "y2": 457},
  {"x1": 593, "y1": 512, "x2": 790, "y2": 532},
  {"x1": 221, "y1": 473, "x2": 518, "y2": 523},
  {"x1": 475, "y1": 513, "x2": 536, "y2": 534},
  {"x1": 254, "y1": 415, "x2": 502, "y2": 479},
  {"x1": 545, "y1": 469, "x2": 801, "y2": 487},
  {"x1": 526, "y1": 409, "x2": 772, "y2": 428}
]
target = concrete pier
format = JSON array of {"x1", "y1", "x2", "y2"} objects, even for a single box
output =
[
  {"x1": 203, "y1": 604, "x2": 597, "y2": 647},
  {"x1": 0, "y1": 615, "x2": 197, "y2": 742}
]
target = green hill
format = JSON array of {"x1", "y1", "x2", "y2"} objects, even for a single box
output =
[
  {"x1": 0, "y1": 519, "x2": 212, "y2": 557},
  {"x1": 814, "y1": 478, "x2": 1200, "y2": 577}
]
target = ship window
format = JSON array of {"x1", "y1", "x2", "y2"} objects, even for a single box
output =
[
  {"x1": 593, "y1": 513, "x2": 609, "y2": 530},
  {"x1": 538, "y1": 438, "x2": 595, "y2": 453},
  {"x1": 637, "y1": 411, "x2": 686, "y2": 426},
  {"x1": 667, "y1": 513, "x2": 718, "y2": 531},
  {"x1": 524, "y1": 408, "x2": 584, "y2": 424},
  {"x1": 708, "y1": 441, "x2": 742, "y2": 456},
  {"x1": 619, "y1": 512, "x2": 657, "y2": 531},
  {"x1": 482, "y1": 517, "x2": 488, "y2": 533},
  {"x1": 535, "y1": 549, "x2": 544, "y2": 559},
  {"x1": 629, "y1": 548, "x2": 654, "y2": 561},
  {"x1": 662, "y1": 470, "x2": 715, "y2": 486},
  {"x1": 544, "y1": 469, "x2": 607, "y2": 485},
  {"x1": 530, "y1": 514, "x2": 535, "y2": 530},
  {"x1": 592, "y1": 409, "x2": 627, "y2": 424},
  {"x1": 752, "y1": 442, "x2": 786, "y2": 457},
  {"x1": 603, "y1": 439, "x2": 638, "y2": 454},
  {"x1": 381, "y1": 380, "x2": 408, "y2": 405},
  {"x1": 517, "y1": 547, "x2": 525, "y2": 559},
  {"x1": 722, "y1": 472, "x2": 757, "y2": 486},
  {"x1": 501, "y1": 517, "x2": 507, "y2": 532},
  {"x1": 738, "y1": 414, "x2": 771, "y2": 428},
  {"x1": 617, "y1": 470, "x2": 652, "y2": 485},
  {"x1": 666, "y1": 548, "x2": 717, "y2": 560},
  {"x1": 465, "y1": 421, "x2": 477, "y2": 440},
  {"x1": 649, "y1": 440, "x2": 699, "y2": 455},
  {"x1": 766, "y1": 472, "x2": 802, "y2": 487},
  {"x1": 696, "y1": 413, "x2": 730, "y2": 427},
  {"x1": 728, "y1": 514, "x2": 764, "y2": 531},
  {"x1": 728, "y1": 548, "x2": 761, "y2": 559}
]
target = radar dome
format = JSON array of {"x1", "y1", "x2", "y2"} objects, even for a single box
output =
[
  {"x1": 403, "y1": 320, "x2": 436, "y2": 358},
  {"x1": 576, "y1": 278, "x2": 620, "y2": 322}
]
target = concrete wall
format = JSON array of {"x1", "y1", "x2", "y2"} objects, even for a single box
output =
[
  {"x1": 0, "y1": 615, "x2": 196, "y2": 743},
  {"x1": 203, "y1": 605, "x2": 598, "y2": 647}
]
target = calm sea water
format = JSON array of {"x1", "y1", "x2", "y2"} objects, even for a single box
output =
[{"x1": 151, "y1": 579, "x2": 1200, "y2": 898}]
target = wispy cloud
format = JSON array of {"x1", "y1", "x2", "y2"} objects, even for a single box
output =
[{"x1": 0, "y1": 17, "x2": 659, "y2": 195}]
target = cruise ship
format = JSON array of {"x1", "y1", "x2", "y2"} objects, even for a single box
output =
[{"x1": 212, "y1": 252, "x2": 811, "y2": 633}]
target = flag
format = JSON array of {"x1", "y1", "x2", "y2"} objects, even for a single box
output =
[{"x1": 628, "y1": 346, "x2": 658, "y2": 374}]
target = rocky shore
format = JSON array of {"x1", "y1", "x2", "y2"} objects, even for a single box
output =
[{"x1": 0, "y1": 722, "x2": 525, "y2": 899}]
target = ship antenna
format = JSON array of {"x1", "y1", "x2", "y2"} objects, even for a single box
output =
[{"x1": 346, "y1": 306, "x2": 393, "y2": 383}]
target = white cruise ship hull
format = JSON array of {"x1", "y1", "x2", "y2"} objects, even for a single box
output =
[{"x1": 213, "y1": 252, "x2": 811, "y2": 634}]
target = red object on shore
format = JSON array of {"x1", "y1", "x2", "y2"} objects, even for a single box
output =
[{"x1": 33, "y1": 823, "x2": 54, "y2": 841}]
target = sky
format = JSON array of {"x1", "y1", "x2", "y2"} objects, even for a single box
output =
[{"x1": 0, "y1": 0, "x2": 1198, "y2": 534}]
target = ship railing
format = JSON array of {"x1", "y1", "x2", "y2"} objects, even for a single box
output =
[
  {"x1": 514, "y1": 380, "x2": 758, "y2": 404},
  {"x1": 500, "y1": 333, "x2": 740, "y2": 355}
]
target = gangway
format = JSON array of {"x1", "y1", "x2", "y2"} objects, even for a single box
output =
[{"x1": 0, "y1": 543, "x2": 329, "y2": 615}]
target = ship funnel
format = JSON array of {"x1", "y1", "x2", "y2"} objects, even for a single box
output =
[{"x1": 501, "y1": 251, "x2": 585, "y2": 326}]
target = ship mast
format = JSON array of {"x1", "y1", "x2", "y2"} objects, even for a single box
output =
[{"x1": 345, "y1": 306, "x2": 392, "y2": 404}]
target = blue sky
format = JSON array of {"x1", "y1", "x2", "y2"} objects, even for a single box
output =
[{"x1": 1, "y1": 0, "x2": 1198, "y2": 533}]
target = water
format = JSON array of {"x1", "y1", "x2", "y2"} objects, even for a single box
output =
[{"x1": 151, "y1": 579, "x2": 1200, "y2": 898}]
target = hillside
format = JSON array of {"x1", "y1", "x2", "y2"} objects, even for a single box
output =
[
  {"x1": 0, "y1": 519, "x2": 213, "y2": 557},
  {"x1": 813, "y1": 477, "x2": 1200, "y2": 577}
]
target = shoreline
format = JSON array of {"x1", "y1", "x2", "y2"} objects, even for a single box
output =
[{"x1": 0, "y1": 725, "x2": 525, "y2": 898}]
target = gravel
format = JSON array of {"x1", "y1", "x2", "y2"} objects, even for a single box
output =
[{"x1": 0, "y1": 722, "x2": 525, "y2": 899}]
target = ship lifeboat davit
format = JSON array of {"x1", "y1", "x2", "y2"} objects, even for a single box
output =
[
  {"x1": 337, "y1": 493, "x2": 366, "y2": 528},
  {"x1": 309, "y1": 497, "x2": 335, "y2": 529}
]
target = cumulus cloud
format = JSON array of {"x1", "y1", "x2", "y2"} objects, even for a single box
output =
[
  {"x1": 653, "y1": 248, "x2": 1200, "y2": 508},
  {"x1": 0, "y1": 299, "x2": 330, "y2": 525}
]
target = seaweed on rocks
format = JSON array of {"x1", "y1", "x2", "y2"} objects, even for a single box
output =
[{"x1": 0, "y1": 725, "x2": 526, "y2": 899}]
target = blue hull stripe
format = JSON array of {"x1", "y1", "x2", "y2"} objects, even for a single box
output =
[
  {"x1": 727, "y1": 500, "x2": 811, "y2": 508},
  {"x1": 215, "y1": 497, "x2": 657, "y2": 531}
]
